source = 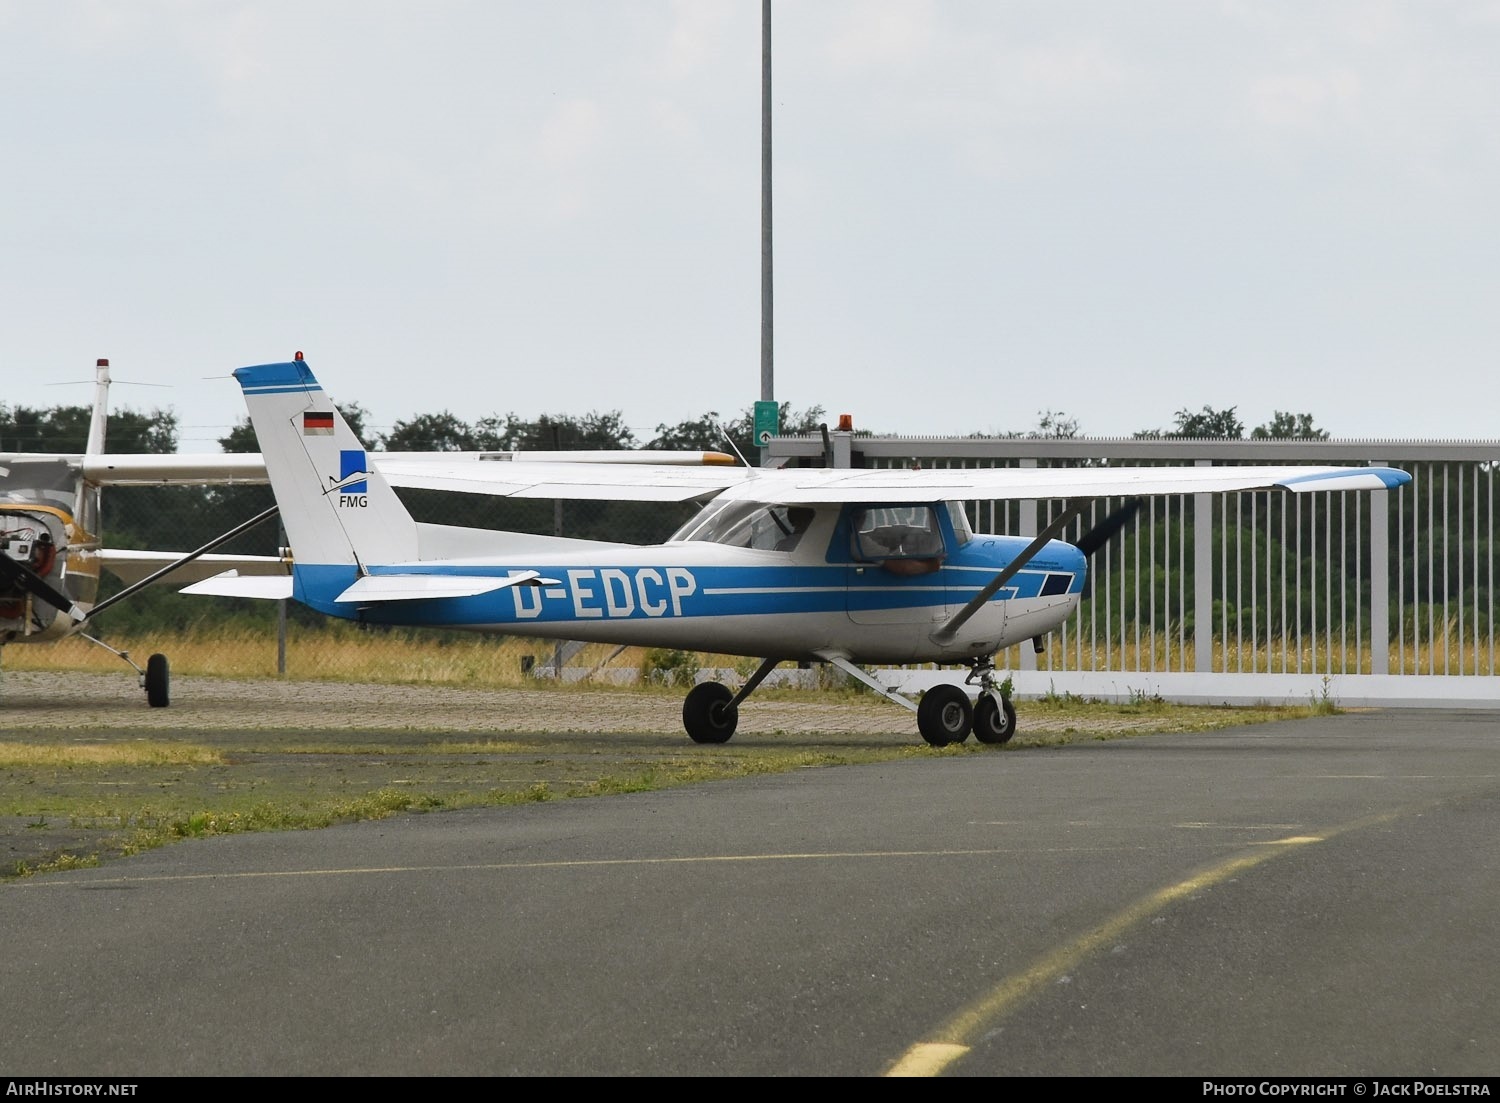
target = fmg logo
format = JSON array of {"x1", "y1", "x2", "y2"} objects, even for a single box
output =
[
  {"x1": 340, "y1": 451, "x2": 368, "y2": 493},
  {"x1": 338, "y1": 449, "x2": 368, "y2": 507}
]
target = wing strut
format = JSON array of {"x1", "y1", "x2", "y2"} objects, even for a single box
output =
[
  {"x1": 85, "y1": 504, "x2": 283, "y2": 622},
  {"x1": 930, "y1": 501, "x2": 1091, "y2": 646},
  {"x1": 816, "y1": 651, "x2": 919, "y2": 713}
]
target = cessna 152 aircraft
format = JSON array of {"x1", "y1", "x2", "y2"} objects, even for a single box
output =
[
  {"x1": 0, "y1": 359, "x2": 263, "y2": 707},
  {"x1": 196, "y1": 355, "x2": 1413, "y2": 747},
  {"x1": 1, "y1": 359, "x2": 733, "y2": 707}
]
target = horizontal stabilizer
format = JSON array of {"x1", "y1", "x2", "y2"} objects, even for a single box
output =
[
  {"x1": 334, "y1": 570, "x2": 561, "y2": 604},
  {"x1": 179, "y1": 571, "x2": 295, "y2": 600}
]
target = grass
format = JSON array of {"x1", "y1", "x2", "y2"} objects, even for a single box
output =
[
  {"x1": 3, "y1": 623, "x2": 572, "y2": 683},
  {"x1": 1, "y1": 625, "x2": 1351, "y2": 880},
  {"x1": 0, "y1": 742, "x2": 224, "y2": 767},
  {"x1": 1009, "y1": 627, "x2": 1500, "y2": 677},
  {"x1": 1, "y1": 626, "x2": 761, "y2": 687},
  {"x1": 0, "y1": 697, "x2": 1334, "y2": 881},
  {"x1": 12, "y1": 618, "x2": 1497, "y2": 683}
]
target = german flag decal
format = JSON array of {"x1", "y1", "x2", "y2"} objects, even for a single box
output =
[{"x1": 303, "y1": 412, "x2": 335, "y2": 436}]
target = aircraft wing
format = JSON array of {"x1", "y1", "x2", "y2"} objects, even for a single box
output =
[
  {"x1": 307, "y1": 460, "x2": 1411, "y2": 504},
  {"x1": 377, "y1": 449, "x2": 738, "y2": 466},
  {"x1": 73, "y1": 450, "x2": 737, "y2": 487},
  {"x1": 373, "y1": 459, "x2": 749, "y2": 502},
  {"x1": 79, "y1": 454, "x2": 270, "y2": 485},
  {"x1": 712, "y1": 464, "x2": 1412, "y2": 504},
  {"x1": 99, "y1": 549, "x2": 292, "y2": 586},
  {"x1": 60, "y1": 450, "x2": 1410, "y2": 503}
]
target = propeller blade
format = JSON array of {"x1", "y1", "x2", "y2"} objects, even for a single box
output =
[
  {"x1": 1074, "y1": 497, "x2": 1142, "y2": 558},
  {"x1": 1075, "y1": 497, "x2": 1143, "y2": 598},
  {"x1": 0, "y1": 555, "x2": 85, "y2": 621}
]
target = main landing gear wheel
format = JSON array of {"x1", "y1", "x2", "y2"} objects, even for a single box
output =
[
  {"x1": 972, "y1": 692, "x2": 1016, "y2": 744},
  {"x1": 145, "y1": 653, "x2": 170, "y2": 708},
  {"x1": 917, "y1": 684, "x2": 972, "y2": 747},
  {"x1": 683, "y1": 681, "x2": 737, "y2": 744}
]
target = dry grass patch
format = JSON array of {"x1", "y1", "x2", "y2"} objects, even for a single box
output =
[{"x1": 0, "y1": 741, "x2": 224, "y2": 767}]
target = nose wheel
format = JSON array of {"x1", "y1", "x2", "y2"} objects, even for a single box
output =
[
  {"x1": 965, "y1": 657, "x2": 1016, "y2": 744},
  {"x1": 81, "y1": 633, "x2": 170, "y2": 708},
  {"x1": 144, "y1": 653, "x2": 170, "y2": 708},
  {"x1": 972, "y1": 691, "x2": 1016, "y2": 744}
]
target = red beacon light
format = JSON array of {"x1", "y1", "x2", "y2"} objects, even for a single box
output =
[
  {"x1": 294, "y1": 351, "x2": 304, "y2": 361},
  {"x1": 836, "y1": 414, "x2": 854, "y2": 432}
]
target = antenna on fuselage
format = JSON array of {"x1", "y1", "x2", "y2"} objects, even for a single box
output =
[{"x1": 715, "y1": 420, "x2": 757, "y2": 472}]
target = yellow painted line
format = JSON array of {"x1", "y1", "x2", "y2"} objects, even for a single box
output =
[
  {"x1": 883, "y1": 808, "x2": 1406, "y2": 1077},
  {"x1": 887, "y1": 1044, "x2": 968, "y2": 1078}
]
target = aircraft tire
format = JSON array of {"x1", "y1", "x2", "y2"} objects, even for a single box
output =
[
  {"x1": 683, "y1": 681, "x2": 737, "y2": 744},
  {"x1": 145, "y1": 653, "x2": 170, "y2": 708},
  {"x1": 917, "y1": 684, "x2": 971, "y2": 747},
  {"x1": 972, "y1": 693, "x2": 1016, "y2": 744}
]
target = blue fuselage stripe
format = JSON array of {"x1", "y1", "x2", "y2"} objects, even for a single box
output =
[{"x1": 291, "y1": 541, "x2": 1088, "y2": 628}]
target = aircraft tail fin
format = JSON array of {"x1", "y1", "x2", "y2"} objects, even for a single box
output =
[{"x1": 233, "y1": 355, "x2": 418, "y2": 568}]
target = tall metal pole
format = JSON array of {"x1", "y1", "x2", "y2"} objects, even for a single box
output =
[{"x1": 760, "y1": 0, "x2": 773, "y2": 407}]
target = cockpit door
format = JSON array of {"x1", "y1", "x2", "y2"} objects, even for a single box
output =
[{"x1": 843, "y1": 504, "x2": 954, "y2": 627}]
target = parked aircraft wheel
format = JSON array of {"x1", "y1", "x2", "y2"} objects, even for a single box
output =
[
  {"x1": 917, "y1": 685, "x2": 971, "y2": 747},
  {"x1": 145, "y1": 653, "x2": 170, "y2": 708},
  {"x1": 972, "y1": 693, "x2": 1016, "y2": 745},
  {"x1": 683, "y1": 681, "x2": 737, "y2": 744}
]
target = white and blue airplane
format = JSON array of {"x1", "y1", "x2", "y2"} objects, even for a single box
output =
[{"x1": 203, "y1": 355, "x2": 1413, "y2": 747}]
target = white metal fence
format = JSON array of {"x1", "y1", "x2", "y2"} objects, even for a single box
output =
[{"x1": 768, "y1": 434, "x2": 1500, "y2": 708}]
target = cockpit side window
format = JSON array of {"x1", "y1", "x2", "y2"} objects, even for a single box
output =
[
  {"x1": 851, "y1": 505, "x2": 946, "y2": 561},
  {"x1": 671, "y1": 501, "x2": 816, "y2": 552},
  {"x1": 767, "y1": 506, "x2": 816, "y2": 551}
]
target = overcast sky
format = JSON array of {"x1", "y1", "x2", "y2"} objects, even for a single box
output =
[{"x1": 3, "y1": 1, "x2": 1497, "y2": 451}]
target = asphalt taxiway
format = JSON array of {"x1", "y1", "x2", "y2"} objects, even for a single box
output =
[{"x1": 3, "y1": 708, "x2": 1498, "y2": 1077}]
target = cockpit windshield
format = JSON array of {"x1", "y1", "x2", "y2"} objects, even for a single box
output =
[
  {"x1": 0, "y1": 459, "x2": 80, "y2": 518},
  {"x1": 945, "y1": 501, "x2": 974, "y2": 546},
  {"x1": 670, "y1": 500, "x2": 816, "y2": 552}
]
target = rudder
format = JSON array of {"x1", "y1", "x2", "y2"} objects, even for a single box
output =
[{"x1": 233, "y1": 356, "x2": 419, "y2": 570}]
